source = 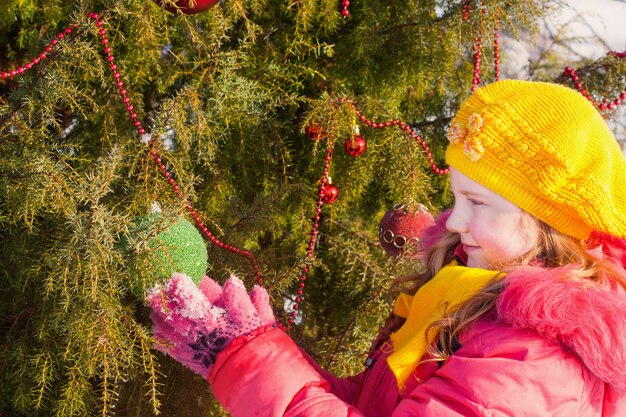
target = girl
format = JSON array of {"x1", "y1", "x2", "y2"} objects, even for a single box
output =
[{"x1": 148, "y1": 80, "x2": 626, "y2": 417}]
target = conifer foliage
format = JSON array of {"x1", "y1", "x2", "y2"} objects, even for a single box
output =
[{"x1": 2, "y1": 0, "x2": 622, "y2": 416}]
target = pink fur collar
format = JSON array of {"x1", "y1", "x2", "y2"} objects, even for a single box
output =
[{"x1": 496, "y1": 265, "x2": 626, "y2": 392}]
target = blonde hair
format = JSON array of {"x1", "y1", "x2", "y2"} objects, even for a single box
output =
[{"x1": 391, "y1": 219, "x2": 626, "y2": 362}]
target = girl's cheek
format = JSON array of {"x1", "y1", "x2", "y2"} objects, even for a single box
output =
[
  {"x1": 469, "y1": 216, "x2": 500, "y2": 251},
  {"x1": 468, "y1": 215, "x2": 488, "y2": 238}
]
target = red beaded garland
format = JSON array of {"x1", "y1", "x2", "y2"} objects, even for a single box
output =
[
  {"x1": 287, "y1": 94, "x2": 455, "y2": 323},
  {"x1": 464, "y1": 4, "x2": 501, "y2": 90},
  {"x1": 471, "y1": 35, "x2": 483, "y2": 92},
  {"x1": 341, "y1": 0, "x2": 350, "y2": 18},
  {"x1": 288, "y1": 137, "x2": 336, "y2": 325},
  {"x1": 493, "y1": 20, "x2": 500, "y2": 81},
  {"x1": 0, "y1": 23, "x2": 78, "y2": 80},
  {"x1": 336, "y1": 98, "x2": 449, "y2": 175},
  {"x1": 562, "y1": 58, "x2": 626, "y2": 112},
  {"x1": 462, "y1": 3, "x2": 471, "y2": 21},
  {"x1": 93, "y1": 12, "x2": 262, "y2": 284},
  {"x1": 609, "y1": 51, "x2": 626, "y2": 58},
  {"x1": 1, "y1": 11, "x2": 264, "y2": 285}
]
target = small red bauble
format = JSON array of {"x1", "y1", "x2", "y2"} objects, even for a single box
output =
[
  {"x1": 321, "y1": 183, "x2": 340, "y2": 204},
  {"x1": 345, "y1": 134, "x2": 367, "y2": 157},
  {"x1": 379, "y1": 203, "x2": 434, "y2": 257},
  {"x1": 306, "y1": 124, "x2": 325, "y2": 141},
  {"x1": 156, "y1": 0, "x2": 220, "y2": 14}
]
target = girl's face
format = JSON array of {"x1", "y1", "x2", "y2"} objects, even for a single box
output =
[{"x1": 445, "y1": 168, "x2": 540, "y2": 269}]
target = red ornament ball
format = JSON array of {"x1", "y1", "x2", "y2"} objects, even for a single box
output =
[
  {"x1": 321, "y1": 183, "x2": 340, "y2": 204},
  {"x1": 345, "y1": 135, "x2": 367, "y2": 157},
  {"x1": 306, "y1": 124, "x2": 325, "y2": 141},
  {"x1": 157, "y1": 0, "x2": 220, "y2": 14},
  {"x1": 379, "y1": 203, "x2": 434, "y2": 257}
]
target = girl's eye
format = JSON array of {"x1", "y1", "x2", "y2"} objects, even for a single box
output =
[{"x1": 468, "y1": 198, "x2": 483, "y2": 206}]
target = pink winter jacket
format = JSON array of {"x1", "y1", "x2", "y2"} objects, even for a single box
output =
[{"x1": 207, "y1": 263, "x2": 626, "y2": 417}]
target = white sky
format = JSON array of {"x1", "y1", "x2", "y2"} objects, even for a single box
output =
[
  {"x1": 501, "y1": 0, "x2": 626, "y2": 146},
  {"x1": 561, "y1": 0, "x2": 626, "y2": 57}
]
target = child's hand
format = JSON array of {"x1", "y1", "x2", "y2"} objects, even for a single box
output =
[{"x1": 147, "y1": 273, "x2": 275, "y2": 379}]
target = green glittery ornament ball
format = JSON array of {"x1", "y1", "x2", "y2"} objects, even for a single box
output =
[{"x1": 123, "y1": 214, "x2": 208, "y2": 297}]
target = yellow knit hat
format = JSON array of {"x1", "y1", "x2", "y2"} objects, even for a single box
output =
[{"x1": 445, "y1": 80, "x2": 626, "y2": 240}]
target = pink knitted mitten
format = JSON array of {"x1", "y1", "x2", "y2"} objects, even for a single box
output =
[{"x1": 147, "y1": 273, "x2": 276, "y2": 379}]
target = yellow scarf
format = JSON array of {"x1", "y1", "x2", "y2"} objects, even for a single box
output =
[{"x1": 387, "y1": 264, "x2": 504, "y2": 390}]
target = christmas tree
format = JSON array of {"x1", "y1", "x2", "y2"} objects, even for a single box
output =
[{"x1": 1, "y1": 1, "x2": 624, "y2": 416}]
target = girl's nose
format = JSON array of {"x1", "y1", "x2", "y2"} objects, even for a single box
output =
[{"x1": 445, "y1": 205, "x2": 467, "y2": 234}]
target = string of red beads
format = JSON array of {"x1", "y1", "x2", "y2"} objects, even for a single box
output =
[
  {"x1": 465, "y1": 3, "x2": 500, "y2": 90},
  {"x1": 1, "y1": 25, "x2": 78, "y2": 79},
  {"x1": 289, "y1": 97, "x2": 451, "y2": 323},
  {"x1": 471, "y1": 36, "x2": 483, "y2": 92},
  {"x1": 493, "y1": 20, "x2": 500, "y2": 81},
  {"x1": 562, "y1": 60, "x2": 626, "y2": 112},
  {"x1": 87, "y1": 12, "x2": 264, "y2": 285},
  {"x1": 0, "y1": 12, "x2": 263, "y2": 285},
  {"x1": 288, "y1": 140, "x2": 335, "y2": 325},
  {"x1": 337, "y1": 98, "x2": 449, "y2": 175},
  {"x1": 562, "y1": 66, "x2": 595, "y2": 104},
  {"x1": 341, "y1": 0, "x2": 350, "y2": 18},
  {"x1": 462, "y1": 3, "x2": 472, "y2": 21}
]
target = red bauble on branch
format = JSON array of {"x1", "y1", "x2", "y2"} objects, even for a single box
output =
[
  {"x1": 379, "y1": 203, "x2": 434, "y2": 257},
  {"x1": 306, "y1": 123, "x2": 325, "y2": 141},
  {"x1": 156, "y1": 0, "x2": 221, "y2": 14},
  {"x1": 345, "y1": 134, "x2": 366, "y2": 157},
  {"x1": 320, "y1": 183, "x2": 340, "y2": 204}
]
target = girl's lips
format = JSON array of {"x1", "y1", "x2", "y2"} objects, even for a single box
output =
[{"x1": 463, "y1": 244, "x2": 479, "y2": 252}]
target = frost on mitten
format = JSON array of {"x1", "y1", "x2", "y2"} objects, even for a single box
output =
[{"x1": 147, "y1": 273, "x2": 275, "y2": 379}]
